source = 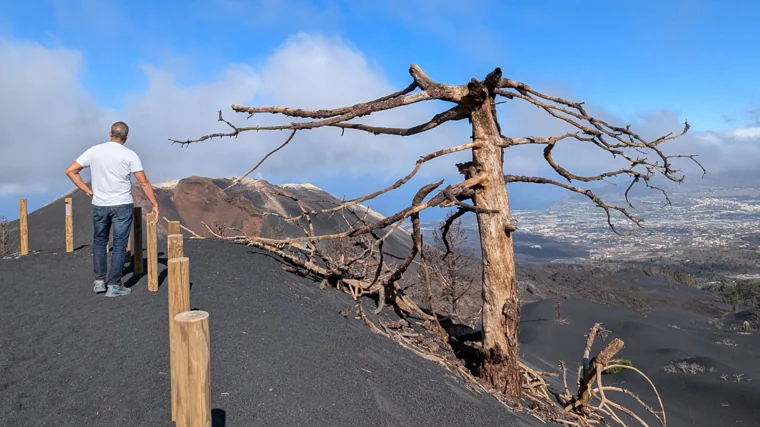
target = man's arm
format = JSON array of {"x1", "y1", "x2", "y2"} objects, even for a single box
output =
[
  {"x1": 134, "y1": 171, "x2": 159, "y2": 216},
  {"x1": 65, "y1": 161, "x2": 93, "y2": 197}
]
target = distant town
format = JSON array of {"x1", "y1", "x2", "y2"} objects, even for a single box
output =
[
  {"x1": 410, "y1": 184, "x2": 760, "y2": 277},
  {"x1": 514, "y1": 186, "x2": 759, "y2": 257}
]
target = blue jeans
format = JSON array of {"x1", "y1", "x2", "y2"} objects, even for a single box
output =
[{"x1": 92, "y1": 203, "x2": 133, "y2": 286}]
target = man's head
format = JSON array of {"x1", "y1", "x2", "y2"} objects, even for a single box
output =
[{"x1": 110, "y1": 121, "x2": 129, "y2": 143}]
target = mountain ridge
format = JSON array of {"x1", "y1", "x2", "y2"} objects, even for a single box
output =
[{"x1": 3, "y1": 176, "x2": 413, "y2": 257}]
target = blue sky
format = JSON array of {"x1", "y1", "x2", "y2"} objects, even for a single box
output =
[{"x1": 1, "y1": 0, "x2": 759, "y2": 221}]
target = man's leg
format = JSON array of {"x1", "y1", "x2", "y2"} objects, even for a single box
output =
[
  {"x1": 92, "y1": 205, "x2": 110, "y2": 293},
  {"x1": 105, "y1": 203, "x2": 134, "y2": 297}
]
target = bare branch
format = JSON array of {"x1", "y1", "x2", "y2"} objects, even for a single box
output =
[
  {"x1": 223, "y1": 129, "x2": 297, "y2": 190},
  {"x1": 168, "y1": 64, "x2": 471, "y2": 146},
  {"x1": 504, "y1": 174, "x2": 642, "y2": 235},
  {"x1": 161, "y1": 216, "x2": 205, "y2": 239},
  {"x1": 331, "y1": 105, "x2": 469, "y2": 136},
  {"x1": 495, "y1": 77, "x2": 707, "y2": 204},
  {"x1": 231, "y1": 81, "x2": 419, "y2": 119},
  {"x1": 245, "y1": 175, "x2": 484, "y2": 247},
  {"x1": 440, "y1": 207, "x2": 467, "y2": 257},
  {"x1": 500, "y1": 132, "x2": 596, "y2": 147},
  {"x1": 382, "y1": 180, "x2": 443, "y2": 291},
  {"x1": 409, "y1": 64, "x2": 469, "y2": 102},
  {"x1": 168, "y1": 93, "x2": 434, "y2": 145},
  {"x1": 502, "y1": 131, "x2": 705, "y2": 231},
  {"x1": 283, "y1": 141, "x2": 482, "y2": 222}
]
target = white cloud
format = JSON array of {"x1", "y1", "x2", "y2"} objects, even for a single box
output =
[
  {"x1": 0, "y1": 37, "x2": 108, "y2": 195},
  {"x1": 0, "y1": 33, "x2": 460, "y2": 197},
  {"x1": 728, "y1": 126, "x2": 760, "y2": 140},
  {"x1": 0, "y1": 31, "x2": 757, "y2": 202},
  {"x1": 676, "y1": 125, "x2": 760, "y2": 177}
]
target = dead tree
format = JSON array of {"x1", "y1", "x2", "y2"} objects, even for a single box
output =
[
  {"x1": 171, "y1": 64, "x2": 704, "y2": 404},
  {"x1": 427, "y1": 210, "x2": 480, "y2": 322}
]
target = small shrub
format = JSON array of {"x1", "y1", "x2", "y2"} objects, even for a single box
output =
[
  {"x1": 554, "y1": 298, "x2": 569, "y2": 324},
  {"x1": 664, "y1": 361, "x2": 706, "y2": 375},
  {"x1": 604, "y1": 359, "x2": 633, "y2": 375},
  {"x1": 716, "y1": 338, "x2": 739, "y2": 347}
]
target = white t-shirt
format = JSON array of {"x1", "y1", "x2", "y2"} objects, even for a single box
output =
[{"x1": 75, "y1": 141, "x2": 144, "y2": 206}]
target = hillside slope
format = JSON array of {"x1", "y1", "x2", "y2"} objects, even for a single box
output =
[
  {"x1": 0, "y1": 238, "x2": 541, "y2": 427},
  {"x1": 2, "y1": 238, "x2": 758, "y2": 426}
]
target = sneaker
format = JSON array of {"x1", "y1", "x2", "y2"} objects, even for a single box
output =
[
  {"x1": 93, "y1": 280, "x2": 106, "y2": 293},
  {"x1": 105, "y1": 284, "x2": 132, "y2": 297}
]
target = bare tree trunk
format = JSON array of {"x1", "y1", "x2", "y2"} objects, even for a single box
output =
[{"x1": 467, "y1": 94, "x2": 522, "y2": 404}]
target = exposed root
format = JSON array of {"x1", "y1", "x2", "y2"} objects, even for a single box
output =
[{"x1": 348, "y1": 282, "x2": 387, "y2": 337}]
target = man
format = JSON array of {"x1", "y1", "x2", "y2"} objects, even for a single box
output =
[{"x1": 65, "y1": 121, "x2": 159, "y2": 297}]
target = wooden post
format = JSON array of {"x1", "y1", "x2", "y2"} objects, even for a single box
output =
[
  {"x1": 147, "y1": 212, "x2": 158, "y2": 292},
  {"x1": 168, "y1": 220, "x2": 181, "y2": 236},
  {"x1": 64, "y1": 198, "x2": 74, "y2": 252},
  {"x1": 19, "y1": 199, "x2": 28, "y2": 255},
  {"x1": 168, "y1": 257, "x2": 191, "y2": 421},
  {"x1": 174, "y1": 310, "x2": 211, "y2": 427},
  {"x1": 133, "y1": 207, "x2": 144, "y2": 274},
  {"x1": 168, "y1": 234, "x2": 184, "y2": 260},
  {"x1": 126, "y1": 229, "x2": 132, "y2": 258}
]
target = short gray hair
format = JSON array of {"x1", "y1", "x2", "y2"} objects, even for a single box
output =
[{"x1": 110, "y1": 121, "x2": 129, "y2": 141}]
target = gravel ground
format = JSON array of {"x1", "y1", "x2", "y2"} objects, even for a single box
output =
[
  {"x1": 0, "y1": 239, "x2": 541, "y2": 427},
  {"x1": 519, "y1": 298, "x2": 760, "y2": 427}
]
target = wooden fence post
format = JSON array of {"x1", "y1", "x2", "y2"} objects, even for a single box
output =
[
  {"x1": 126, "y1": 229, "x2": 132, "y2": 258},
  {"x1": 168, "y1": 220, "x2": 181, "y2": 236},
  {"x1": 174, "y1": 310, "x2": 211, "y2": 427},
  {"x1": 168, "y1": 257, "x2": 191, "y2": 421},
  {"x1": 65, "y1": 198, "x2": 74, "y2": 252},
  {"x1": 133, "y1": 207, "x2": 144, "y2": 274},
  {"x1": 168, "y1": 234, "x2": 184, "y2": 260},
  {"x1": 19, "y1": 199, "x2": 28, "y2": 255},
  {"x1": 147, "y1": 212, "x2": 158, "y2": 292}
]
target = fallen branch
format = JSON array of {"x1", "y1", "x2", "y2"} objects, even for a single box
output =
[
  {"x1": 556, "y1": 323, "x2": 666, "y2": 426},
  {"x1": 161, "y1": 216, "x2": 205, "y2": 239}
]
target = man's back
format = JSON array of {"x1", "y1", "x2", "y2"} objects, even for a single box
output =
[{"x1": 76, "y1": 141, "x2": 143, "y2": 206}]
